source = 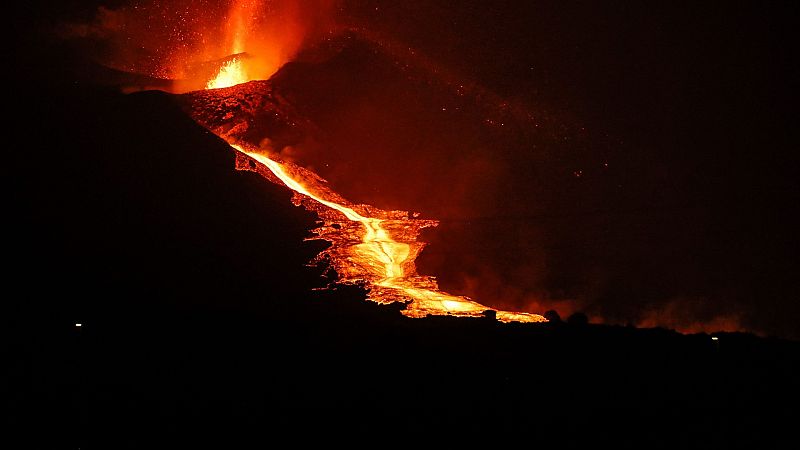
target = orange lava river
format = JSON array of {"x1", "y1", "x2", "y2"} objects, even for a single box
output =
[{"x1": 229, "y1": 143, "x2": 545, "y2": 323}]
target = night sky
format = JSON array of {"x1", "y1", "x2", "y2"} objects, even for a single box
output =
[{"x1": 14, "y1": 0, "x2": 799, "y2": 339}]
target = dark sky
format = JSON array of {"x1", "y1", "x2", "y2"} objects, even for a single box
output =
[{"x1": 17, "y1": 1, "x2": 799, "y2": 339}]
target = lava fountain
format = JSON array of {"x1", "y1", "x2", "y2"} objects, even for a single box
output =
[
  {"x1": 205, "y1": 1, "x2": 259, "y2": 89},
  {"x1": 202, "y1": 0, "x2": 331, "y2": 91},
  {"x1": 206, "y1": 57, "x2": 248, "y2": 89}
]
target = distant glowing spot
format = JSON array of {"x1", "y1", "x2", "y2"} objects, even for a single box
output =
[
  {"x1": 75, "y1": 323, "x2": 82, "y2": 327},
  {"x1": 711, "y1": 336, "x2": 719, "y2": 341}
]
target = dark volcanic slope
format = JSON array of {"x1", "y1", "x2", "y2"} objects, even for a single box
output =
[{"x1": 14, "y1": 86, "x2": 326, "y2": 318}]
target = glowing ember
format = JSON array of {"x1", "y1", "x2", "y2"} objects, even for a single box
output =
[
  {"x1": 230, "y1": 143, "x2": 545, "y2": 323},
  {"x1": 206, "y1": 58, "x2": 248, "y2": 90}
]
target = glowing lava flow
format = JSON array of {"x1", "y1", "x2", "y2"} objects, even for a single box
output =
[{"x1": 230, "y1": 143, "x2": 546, "y2": 323}]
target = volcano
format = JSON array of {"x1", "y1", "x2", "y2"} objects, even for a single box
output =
[
  {"x1": 178, "y1": 71, "x2": 546, "y2": 322},
  {"x1": 11, "y1": 1, "x2": 800, "y2": 446}
]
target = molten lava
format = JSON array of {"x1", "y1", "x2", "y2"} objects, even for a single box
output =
[
  {"x1": 228, "y1": 142, "x2": 545, "y2": 323},
  {"x1": 206, "y1": 57, "x2": 248, "y2": 89}
]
